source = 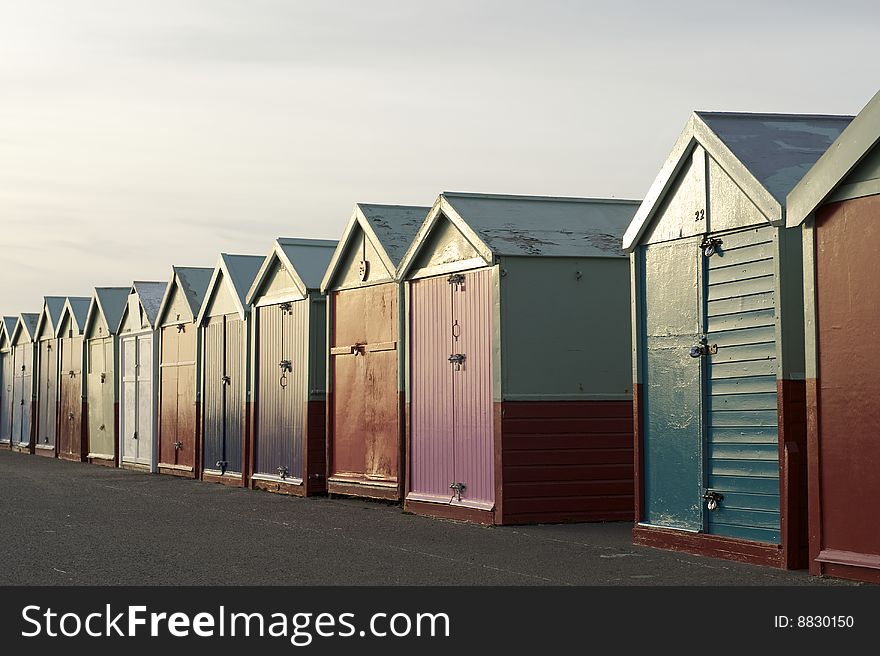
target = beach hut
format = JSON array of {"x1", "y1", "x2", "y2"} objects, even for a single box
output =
[
  {"x1": 83, "y1": 287, "x2": 130, "y2": 466},
  {"x1": 0, "y1": 316, "x2": 19, "y2": 448},
  {"x1": 117, "y1": 281, "x2": 167, "y2": 472},
  {"x1": 55, "y1": 297, "x2": 92, "y2": 462},
  {"x1": 786, "y1": 89, "x2": 880, "y2": 583},
  {"x1": 154, "y1": 266, "x2": 213, "y2": 478},
  {"x1": 320, "y1": 203, "x2": 427, "y2": 500},
  {"x1": 245, "y1": 238, "x2": 337, "y2": 496},
  {"x1": 7, "y1": 313, "x2": 38, "y2": 453},
  {"x1": 33, "y1": 297, "x2": 66, "y2": 457},
  {"x1": 623, "y1": 111, "x2": 852, "y2": 568},
  {"x1": 398, "y1": 192, "x2": 638, "y2": 525},
  {"x1": 196, "y1": 254, "x2": 263, "y2": 486}
]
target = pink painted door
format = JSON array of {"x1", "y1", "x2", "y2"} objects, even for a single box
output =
[
  {"x1": 409, "y1": 268, "x2": 495, "y2": 509},
  {"x1": 450, "y1": 268, "x2": 494, "y2": 508},
  {"x1": 408, "y1": 274, "x2": 454, "y2": 503}
]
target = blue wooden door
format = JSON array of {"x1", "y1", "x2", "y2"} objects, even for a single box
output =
[{"x1": 641, "y1": 238, "x2": 704, "y2": 530}]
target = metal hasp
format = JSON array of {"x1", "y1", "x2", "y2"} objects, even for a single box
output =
[
  {"x1": 448, "y1": 353, "x2": 466, "y2": 370},
  {"x1": 216, "y1": 460, "x2": 228, "y2": 475},
  {"x1": 277, "y1": 465, "x2": 289, "y2": 480},
  {"x1": 447, "y1": 273, "x2": 465, "y2": 287},
  {"x1": 449, "y1": 481, "x2": 466, "y2": 502},
  {"x1": 279, "y1": 359, "x2": 292, "y2": 373},
  {"x1": 626, "y1": 110, "x2": 853, "y2": 567},
  {"x1": 221, "y1": 375, "x2": 230, "y2": 385},
  {"x1": 702, "y1": 490, "x2": 724, "y2": 511},
  {"x1": 688, "y1": 335, "x2": 717, "y2": 358},
  {"x1": 700, "y1": 235, "x2": 723, "y2": 257}
]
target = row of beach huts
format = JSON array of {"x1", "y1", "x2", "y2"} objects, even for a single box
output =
[{"x1": 2, "y1": 89, "x2": 879, "y2": 585}]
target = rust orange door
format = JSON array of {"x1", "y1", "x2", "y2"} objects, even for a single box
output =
[
  {"x1": 329, "y1": 283, "x2": 399, "y2": 488},
  {"x1": 159, "y1": 324, "x2": 197, "y2": 469}
]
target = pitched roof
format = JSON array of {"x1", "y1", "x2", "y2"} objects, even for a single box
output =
[
  {"x1": 13, "y1": 312, "x2": 40, "y2": 342},
  {"x1": 132, "y1": 281, "x2": 169, "y2": 327},
  {"x1": 90, "y1": 287, "x2": 131, "y2": 335},
  {"x1": 321, "y1": 203, "x2": 429, "y2": 291},
  {"x1": 623, "y1": 111, "x2": 853, "y2": 250},
  {"x1": 398, "y1": 192, "x2": 640, "y2": 277},
  {"x1": 56, "y1": 297, "x2": 92, "y2": 336},
  {"x1": 1, "y1": 316, "x2": 17, "y2": 345},
  {"x1": 787, "y1": 89, "x2": 880, "y2": 226},
  {"x1": 156, "y1": 266, "x2": 213, "y2": 325},
  {"x1": 35, "y1": 295, "x2": 67, "y2": 338},
  {"x1": 196, "y1": 253, "x2": 264, "y2": 324},
  {"x1": 246, "y1": 238, "x2": 338, "y2": 304}
]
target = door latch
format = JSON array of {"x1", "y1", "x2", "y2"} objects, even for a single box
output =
[
  {"x1": 173, "y1": 441, "x2": 183, "y2": 450},
  {"x1": 448, "y1": 353, "x2": 466, "y2": 370},
  {"x1": 221, "y1": 375, "x2": 231, "y2": 385},
  {"x1": 279, "y1": 359, "x2": 292, "y2": 373},
  {"x1": 351, "y1": 343, "x2": 366, "y2": 356},
  {"x1": 100, "y1": 372, "x2": 106, "y2": 383},
  {"x1": 277, "y1": 465, "x2": 289, "y2": 480},
  {"x1": 449, "y1": 481, "x2": 466, "y2": 502},
  {"x1": 702, "y1": 490, "x2": 724, "y2": 511},
  {"x1": 447, "y1": 273, "x2": 465, "y2": 287},
  {"x1": 68, "y1": 370, "x2": 75, "y2": 378},
  {"x1": 216, "y1": 460, "x2": 228, "y2": 475},
  {"x1": 689, "y1": 335, "x2": 718, "y2": 358},
  {"x1": 68, "y1": 412, "x2": 74, "y2": 421}
]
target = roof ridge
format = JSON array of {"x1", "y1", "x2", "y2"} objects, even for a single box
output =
[
  {"x1": 443, "y1": 191, "x2": 641, "y2": 204},
  {"x1": 697, "y1": 110, "x2": 855, "y2": 120}
]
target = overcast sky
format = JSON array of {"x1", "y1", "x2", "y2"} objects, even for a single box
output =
[{"x1": 1, "y1": 0, "x2": 878, "y2": 316}]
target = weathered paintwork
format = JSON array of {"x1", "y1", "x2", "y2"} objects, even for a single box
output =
[
  {"x1": 403, "y1": 193, "x2": 638, "y2": 524},
  {"x1": 198, "y1": 253, "x2": 263, "y2": 483},
  {"x1": 33, "y1": 297, "x2": 66, "y2": 455},
  {"x1": 55, "y1": 297, "x2": 91, "y2": 462},
  {"x1": 626, "y1": 110, "x2": 851, "y2": 567},
  {"x1": 787, "y1": 90, "x2": 880, "y2": 583},
  {"x1": 246, "y1": 238, "x2": 336, "y2": 495},
  {"x1": 322, "y1": 204, "x2": 427, "y2": 500},
  {"x1": 117, "y1": 281, "x2": 167, "y2": 472},
  {"x1": 0, "y1": 317, "x2": 15, "y2": 445},
  {"x1": 8, "y1": 314, "x2": 38, "y2": 450},
  {"x1": 329, "y1": 284, "x2": 400, "y2": 492},
  {"x1": 83, "y1": 286, "x2": 129, "y2": 463},
  {"x1": 155, "y1": 267, "x2": 212, "y2": 477}
]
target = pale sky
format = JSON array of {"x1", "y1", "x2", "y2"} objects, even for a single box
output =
[{"x1": 1, "y1": 0, "x2": 878, "y2": 316}]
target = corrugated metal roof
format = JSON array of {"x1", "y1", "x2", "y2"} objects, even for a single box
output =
[
  {"x1": 276, "y1": 238, "x2": 338, "y2": 290},
  {"x1": 359, "y1": 204, "x2": 430, "y2": 266},
  {"x1": 788, "y1": 90, "x2": 880, "y2": 226},
  {"x1": 446, "y1": 192, "x2": 639, "y2": 257},
  {"x1": 133, "y1": 281, "x2": 169, "y2": 326},
  {"x1": 93, "y1": 287, "x2": 130, "y2": 335},
  {"x1": 222, "y1": 254, "x2": 265, "y2": 309},
  {"x1": 697, "y1": 112, "x2": 854, "y2": 204}
]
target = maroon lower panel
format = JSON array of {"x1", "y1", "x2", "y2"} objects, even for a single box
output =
[
  {"x1": 499, "y1": 400, "x2": 634, "y2": 525},
  {"x1": 778, "y1": 379, "x2": 808, "y2": 570},
  {"x1": 633, "y1": 525, "x2": 785, "y2": 568},
  {"x1": 306, "y1": 399, "x2": 327, "y2": 496}
]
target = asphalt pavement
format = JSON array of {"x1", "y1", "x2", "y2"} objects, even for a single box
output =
[{"x1": 0, "y1": 449, "x2": 855, "y2": 586}]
